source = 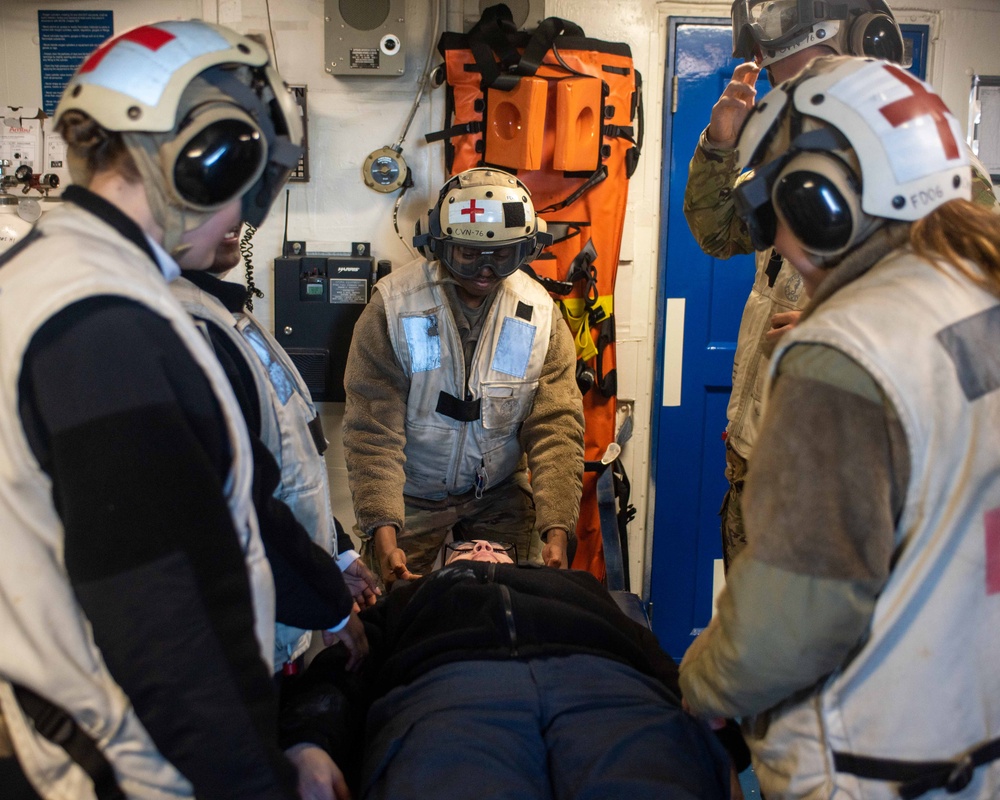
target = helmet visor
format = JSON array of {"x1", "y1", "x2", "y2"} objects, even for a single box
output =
[{"x1": 439, "y1": 239, "x2": 534, "y2": 279}]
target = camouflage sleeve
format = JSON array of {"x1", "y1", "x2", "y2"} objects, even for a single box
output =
[
  {"x1": 969, "y1": 149, "x2": 999, "y2": 209},
  {"x1": 683, "y1": 128, "x2": 755, "y2": 258}
]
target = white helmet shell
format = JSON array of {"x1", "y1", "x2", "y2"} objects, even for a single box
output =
[
  {"x1": 54, "y1": 20, "x2": 271, "y2": 133},
  {"x1": 790, "y1": 57, "x2": 969, "y2": 220},
  {"x1": 437, "y1": 168, "x2": 539, "y2": 245}
]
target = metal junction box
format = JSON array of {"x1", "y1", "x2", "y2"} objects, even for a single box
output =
[{"x1": 325, "y1": 0, "x2": 406, "y2": 77}]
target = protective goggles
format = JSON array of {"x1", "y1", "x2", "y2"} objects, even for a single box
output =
[
  {"x1": 445, "y1": 540, "x2": 517, "y2": 560},
  {"x1": 732, "y1": 0, "x2": 836, "y2": 61},
  {"x1": 439, "y1": 238, "x2": 537, "y2": 279}
]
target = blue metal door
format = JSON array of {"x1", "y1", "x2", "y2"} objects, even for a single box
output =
[
  {"x1": 648, "y1": 19, "x2": 754, "y2": 659},
  {"x1": 648, "y1": 20, "x2": 930, "y2": 660}
]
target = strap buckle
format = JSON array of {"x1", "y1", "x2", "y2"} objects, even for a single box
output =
[{"x1": 945, "y1": 755, "x2": 974, "y2": 794}]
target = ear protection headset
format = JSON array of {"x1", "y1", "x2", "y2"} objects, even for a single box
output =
[
  {"x1": 733, "y1": 56, "x2": 972, "y2": 267},
  {"x1": 772, "y1": 151, "x2": 867, "y2": 257},
  {"x1": 161, "y1": 101, "x2": 267, "y2": 215},
  {"x1": 736, "y1": 137, "x2": 876, "y2": 262}
]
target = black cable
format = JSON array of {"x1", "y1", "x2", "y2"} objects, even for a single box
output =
[{"x1": 241, "y1": 224, "x2": 264, "y2": 312}]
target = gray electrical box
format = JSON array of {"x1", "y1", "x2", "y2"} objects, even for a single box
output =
[
  {"x1": 273, "y1": 249, "x2": 374, "y2": 402},
  {"x1": 325, "y1": 0, "x2": 406, "y2": 77}
]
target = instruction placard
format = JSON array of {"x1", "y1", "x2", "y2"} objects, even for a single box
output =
[{"x1": 38, "y1": 10, "x2": 113, "y2": 116}]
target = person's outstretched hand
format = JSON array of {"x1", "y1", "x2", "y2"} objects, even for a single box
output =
[
  {"x1": 342, "y1": 558, "x2": 381, "y2": 609},
  {"x1": 285, "y1": 743, "x2": 352, "y2": 800},
  {"x1": 321, "y1": 612, "x2": 369, "y2": 671},
  {"x1": 706, "y1": 62, "x2": 760, "y2": 149},
  {"x1": 373, "y1": 525, "x2": 422, "y2": 587},
  {"x1": 542, "y1": 528, "x2": 569, "y2": 569}
]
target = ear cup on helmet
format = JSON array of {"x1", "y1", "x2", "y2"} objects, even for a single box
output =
[
  {"x1": 162, "y1": 104, "x2": 267, "y2": 211},
  {"x1": 849, "y1": 12, "x2": 904, "y2": 62},
  {"x1": 772, "y1": 152, "x2": 864, "y2": 256}
]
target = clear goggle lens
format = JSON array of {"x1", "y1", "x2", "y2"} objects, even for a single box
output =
[
  {"x1": 440, "y1": 240, "x2": 530, "y2": 279},
  {"x1": 733, "y1": 0, "x2": 812, "y2": 57}
]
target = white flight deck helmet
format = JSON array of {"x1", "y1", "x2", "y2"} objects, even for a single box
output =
[
  {"x1": 732, "y1": 56, "x2": 971, "y2": 265},
  {"x1": 54, "y1": 20, "x2": 303, "y2": 254},
  {"x1": 413, "y1": 168, "x2": 552, "y2": 279},
  {"x1": 731, "y1": 0, "x2": 906, "y2": 68}
]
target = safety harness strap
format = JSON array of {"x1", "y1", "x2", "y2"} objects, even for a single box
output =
[
  {"x1": 535, "y1": 166, "x2": 608, "y2": 214},
  {"x1": 13, "y1": 684, "x2": 126, "y2": 800},
  {"x1": 515, "y1": 15, "x2": 586, "y2": 81},
  {"x1": 307, "y1": 414, "x2": 328, "y2": 456},
  {"x1": 436, "y1": 390, "x2": 481, "y2": 422},
  {"x1": 583, "y1": 414, "x2": 634, "y2": 590},
  {"x1": 519, "y1": 263, "x2": 575, "y2": 296},
  {"x1": 833, "y1": 736, "x2": 1000, "y2": 800},
  {"x1": 594, "y1": 463, "x2": 623, "y2": 589},
  {"x1": 424, "y1": 120, "x2": 483, "y2": 144}
]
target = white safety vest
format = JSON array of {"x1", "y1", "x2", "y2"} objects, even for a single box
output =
[
  {"x1": 378, "y1": 259, "x2": 553, "y2": 499},
  {"x1": 726, "y1": 251, "x2": 807, "y2": 459},
  {"x1": 0, "y1": 204, "x2": 275, "y2": 800},
  {"x1": 172, "y1": 276, "x2": 336, "y2": 666},
  {"x1": 753, "y1": 249, "x2": 1000, "y2": 800}
]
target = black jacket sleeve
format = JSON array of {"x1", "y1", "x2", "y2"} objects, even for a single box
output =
[{"x1": 18, "y1": 297, "x2": 297, "y2": 800}]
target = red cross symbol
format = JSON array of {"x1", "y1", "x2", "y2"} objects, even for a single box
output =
[
  {"x1": 460, "y1": 199, "x2": 484, "y2": 223},
  {"x1": 878, "y1": 64, "x2": 960, "y2": 161},
  {"x1": 80, "y1": 26, "x2": 176, "y2": 73}
]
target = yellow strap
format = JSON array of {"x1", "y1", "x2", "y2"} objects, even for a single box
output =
[{"x1": 558, "y1": 296, "x2": 614, "y2": 361}]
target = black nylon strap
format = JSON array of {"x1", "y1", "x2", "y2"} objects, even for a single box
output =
[
  {"x1": 765, "y1": 248, "x2": 783, "y2": 287},
  {"x1": 594, "y1": 314, "x2": 617, "y2": 398},
  {"x1": 519, "y1": 263, "x2": 575, "y2": 296},
  {"x1": 834, "y1": 736, "x2": 1000, "y2": 799},
  {"x1": 465, "y1": 4, "x2": 521, "y2": 91},
  {"x1": 536, "y1": 165, "x2": 608, "y2": 214},
  {"x1": 516, "y1": 16, "x2": 586, "y2": 79},
  {"x1": 603, "y1": 124, "x2": 635, "y2": 143},
  {"x1": 307, "y1": 414, "x2": 328, "y2": 456},
  {"x1": 14, "y1": 685, "x2": 126, "y2": 800},
  {"x1": 424, "y1": 120, "x2": 483, "y2": 144},
  {"x1": 436, "y1": 391, "x2": 481, "y2": 422}
]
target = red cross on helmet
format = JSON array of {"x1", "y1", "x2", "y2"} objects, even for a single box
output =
[{"x1": 732, "y1": 55, "x2": 971, "y2": 262}]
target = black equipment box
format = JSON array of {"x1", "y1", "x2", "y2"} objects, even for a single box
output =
[{"x1": 273, "y1": 251, "x2": 374, "y2": 402}]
